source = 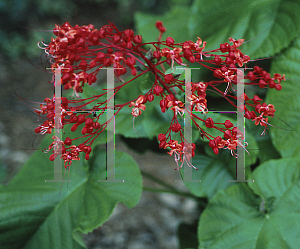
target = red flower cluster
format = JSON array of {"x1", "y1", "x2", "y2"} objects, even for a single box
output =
[{"x1": 34, "y1": 20, "x2": 285, "y2": 169}]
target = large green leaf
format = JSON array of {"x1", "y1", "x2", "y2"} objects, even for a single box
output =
[
  {"x1": 198, "y1": 157, "x2": 300, "y2": 248},
  {"x1": 189, "y1": 0, "x2": 300, "y2": 59},
  {"x1": 0, "y1": 134, "x2": 142, "y2": 249},
  {"x1": 181, "y1": 153, "x2": 236, "y2": 199},
  {"x1": 135, "y1": 6, "x2": 193, "y2": 46},
  {"x1": 266, "y1": 35, "x2": 300, "y2": 157}
]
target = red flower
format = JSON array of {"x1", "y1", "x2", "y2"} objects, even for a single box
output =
[{"x1": 129, "y1": 95, "x2": 146, "y2": 117}]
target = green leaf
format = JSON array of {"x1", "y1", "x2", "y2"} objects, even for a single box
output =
[
  {"x1": 180, "y1": 153, "x2": 236, "y2": 199},
  {"x1": 198, "y1": 157, "x2": 300, "y2": 248},
  {"x1": 0, "y1": 134, "x2": 142, "y2": 249},
  {"x1": 266, "y1": 35, "x2": 300, "y2": 157},
  {"x1": 189, "y1": 0, "x2": 300, "y2": 59}
]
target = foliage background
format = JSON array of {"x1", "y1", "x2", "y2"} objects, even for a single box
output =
[{"x1": 1, "y1": 0, "x2": 300, "y2": 248}]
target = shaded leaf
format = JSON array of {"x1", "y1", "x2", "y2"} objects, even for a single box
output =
[
  {"x1": 189, "y1": 0, "x2": 300, "y2": 59},
  {"x1": 266, "y1": 35, "x2": 300, "y2": 157},
  {"x1": 0, "y1": 134, "x2": 142, "y2": 249},
  {"x1": 198, "y1": 157, "x2": 300, "y2": 248}
]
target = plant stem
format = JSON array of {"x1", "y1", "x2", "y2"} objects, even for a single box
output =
[
  {"x1": 143, "y1": 187, "x2": 206, "y2": 207},
  {"x1": 141, "y1": 170, "x2": 179, "y2": 192},
  {"x1": 141, "y1": 170, "x2": 207, "y2": 207}
]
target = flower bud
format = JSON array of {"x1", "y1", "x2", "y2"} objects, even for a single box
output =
[
  {"x1": 85, "y1": 118, "x2": 93, "y2": 126},
  {"x1": 153, "y1": 85, "x2": 163, "y2": 96},
  {"x1": 104, "y1": 58, "x2": 112, "y2": 67},
  {"x1": 76, "y1": 37, "x2": 85, "y2": 47},
  {"x1": 225, "y1": 57, "x2": 234, "y2": 65},
  {"x1": 124, "y1": 29, "x2": 134, "y2": 39},
  {"x1": 254, "y1": 66, "x2": 262, "y2": 73},
  {"x1": 171, "y1": 123, "x2": 181, "y2": 133},
  {"x1": 96, "y1": 52, "x2": 105, "y2": 61},
  {"x1": 86, "y1": 146, "x2": 92, "y2": 154},
  {"x1": 147, "y1": 94, "x2": 154, "y2": 102},
  {"x1": 232, "y1": 127, "x2": 238, "y2": 135},
  {"x1": 131, "y1": 68, "x2": 137, "y2": 76},
  {"x1": 189, "y1": 56, "x2": 195, "y2": 63},
  {"x1": 159, "y1": 140, "x2": 167, "y2": 149},
  {"x1": 113, "y1": 34, "x2": 121, "y2": 43},
  {"x1": 275, "y1": 84, "x2": 282, "y2": 91},
  {"x1": 71, "y1": 124, "x2": 78, "y2": 132},
  {"x1": 81, "y1": 127, "x2": 87, "y2": 135},
  {"x1": 224, "y1": 130, "x2": 231, "y2": 139},
  {"x1": 87, "y1": 126, "x2": 94, "y2": 133},
  {"x1": 153, "y1": 50, "x2": 161, "y2": 59},
  {"x1": 158, "y1": 133, "x2": 166, "y2": 142},
  {"x1": 209, "y1": 140, "x2": 215, "y2": 148},
  {"x1": 77, "y1": 114, "x2": 85, "y2": 124},
  {"x1": 164, "y1": 74, "x2": 174, "y2": 84},
  {"x1": 165, "y1": 94, "x2": 175, "y2": 102},
  {"x1": 205, "y1": 117, "x2": 214, "y2": 128},
  {"x1": 213, "y1": 147, "x2": 219, "y2": 155},
  {"x1": 224, "y1": 120, "x2": 233, "y2": 128},
  {"x1": 64, "y1": 137, "x2": 72, "y2": 145},
  {"x1": 253, "y1": 95, "x2": 262, "y2": 104},
  {"x1": 247, "y1": 71, "x2": 256, "y2": 81},
  {"x1": 126, "y1": 57, "x2": 136, "y2": 68},
  {"x1": 107, "y1": 48, "x2": 113, "y2": 54},
  {"x1": 245, "y1": 111, "x2": 251, "y2": 119},
  {"x1": 214, "y1": 55, "x2": 222, "y2": 64},
  {"x1": 264, "y1": 73, "x2": 271, "y2": 82},
  {"x1": 133, "y1": 35, "x2": 142, "y2": 44},
  {"x1": 269, "y1": 79, "x2": 275, "y2": 88},
  {"x1": 93, "y1": 122, "x2": 101, "y2": 129},
  {"x1": 220, "y1": 43, "x2": 231, "y2": 53},
  {"x1": 155, "y1": 21, "x2": 166, "y2": 32},
  {"x1": 160, "y1": 99, "x2": 168, "y2": 113},
  {"x1": 89, "y1": 60, "x2": 96, "y2": 68},
  {"x1": 49, "y1": 154, "x2": 56, "y2": 161},
  {"x1": 70, "y1": 115, "x2": 78, "y2": 123},
  {"x1": 166, "y1": 37, "x2": 174, "y2": 46},
  {"x1": 259, "y1": 79, "x2": 267, "y2": 88},
  {"x1": 155, "y1": 21, "x2": 163, "y2": 28}
]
